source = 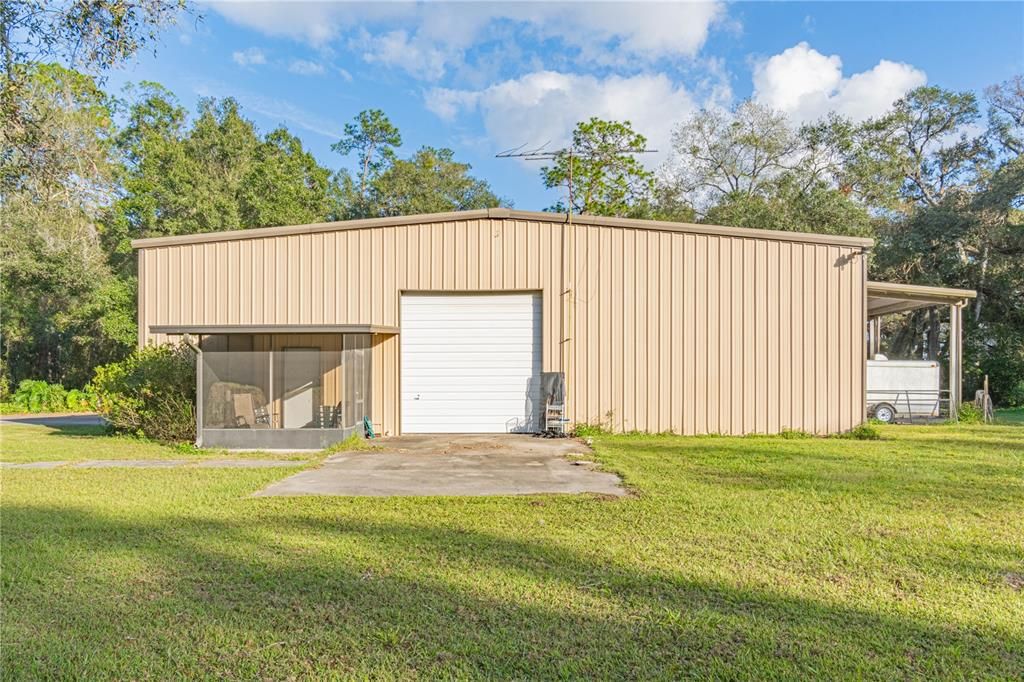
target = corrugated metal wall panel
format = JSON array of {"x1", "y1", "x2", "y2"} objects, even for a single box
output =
[{"x1": 138, "y1": 217, "x2": 866, "y2": 436}]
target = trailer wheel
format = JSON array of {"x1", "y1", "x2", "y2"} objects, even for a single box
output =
[{"x1": 872, "y1": 403, "x2": 896, "y2": 423}]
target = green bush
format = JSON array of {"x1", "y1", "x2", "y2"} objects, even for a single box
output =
[
  {"x1": 64, "y1": 388, "x2": 95, "y2": 411},
  {"x1": 90, "y1": 343, "x2": 196, "y2": 443},
  {"x1": 2, "y1": 380, "x2": 96, "y2": 413},
  {"x1": 957, "y1": 402, "x2": 984, "y2": 424},
  {"x1": 1005, "y1": 381, "x2": 1024, "y2": 408},
  {"x1": 835, "y1": 422, "x2": 881, "y2": 440},
  {"x1": 10, "y1": 380, "x2": 69, "y2": 413}
]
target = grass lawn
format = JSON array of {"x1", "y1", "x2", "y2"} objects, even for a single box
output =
[
  {"x1": 0, "y1": 422, "x2": 308, "y2": 463},
  {"x1": 997, "y1": 406, "x2": 1024, "y2": 425},
  {"x1": 2, "y1": 420, "x2": 1022, "y2": 679}
]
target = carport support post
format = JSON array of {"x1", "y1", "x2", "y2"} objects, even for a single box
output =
[
  {"x1": 867, "y1": 318, "x2": 881, "y2": 359},
  {"x1": 949, "y1": 303, "x2": 962, "y2": 417}
]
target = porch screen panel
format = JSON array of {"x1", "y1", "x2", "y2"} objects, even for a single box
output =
[{"x1": 197, "y1": 333, "x2": 373, "y2": 448}]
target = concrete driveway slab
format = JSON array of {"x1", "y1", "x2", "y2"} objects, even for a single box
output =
[{"x1": 254, "y1": 434, "x2": 625, "y2": 497}]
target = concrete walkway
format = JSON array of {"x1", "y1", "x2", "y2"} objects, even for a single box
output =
[
  {"x1": 1, "y1": 459, "x2": 306, "y2": 469},
  {"x1": 254, "y1": 434, "x2": 625, "y2": 498}
]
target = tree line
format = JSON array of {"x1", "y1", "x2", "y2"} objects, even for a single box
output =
[{"x1": 1, "y1": 1, "x2": 1021, "y2": 404}]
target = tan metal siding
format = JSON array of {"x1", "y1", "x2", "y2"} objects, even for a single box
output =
[{"x1": 138, "y1": 217, "x2": 867, "y2": 436}]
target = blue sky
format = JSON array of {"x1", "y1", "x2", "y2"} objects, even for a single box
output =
[{"x1": 104, "y1": 1, "x2": 1024, "y2": 209}]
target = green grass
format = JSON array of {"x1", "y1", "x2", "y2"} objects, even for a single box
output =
[
  {"x1": 2, "y1": 421, "x2": 1022, "y2": 679},
  {"x1": 0, "y1": 423, "x2": 184, "y2": 462},
  {"x1": 997, "y1": 406, "x2": 1024, "y2": 425},
  {"x1": 320, "y1": 432, "x2": 382, "y2": 454},
  {"x1": 0, "y1": 423, "x2": 309, "y2": 463}
]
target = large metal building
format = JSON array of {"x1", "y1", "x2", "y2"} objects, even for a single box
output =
[{"x1": 133, "y1": 208, "x2": 972, "y2": 447}]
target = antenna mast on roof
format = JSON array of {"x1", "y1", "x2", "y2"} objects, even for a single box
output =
[{"x1": 496, "y1": 140, "x2": 656, "y2": 421}]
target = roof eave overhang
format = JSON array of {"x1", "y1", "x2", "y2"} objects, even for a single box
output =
[
  {"x1": 131, "y1": 208, "x2": 875, "y2": 250},
  {"x1": 866, "y1": 281, "x2": 976, "y2": 316}
]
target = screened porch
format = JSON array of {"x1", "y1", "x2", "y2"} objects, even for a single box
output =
[{"x1": 163, "y1": 327, "x2": 395, "y2": 449}]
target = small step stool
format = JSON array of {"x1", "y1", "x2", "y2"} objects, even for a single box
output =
[
  {"x1": 540, "y1": 371, "x2": 569, "y2": 437},
  {"x1": 545, "y1": 400, "x2": 570, "y2": 436}
]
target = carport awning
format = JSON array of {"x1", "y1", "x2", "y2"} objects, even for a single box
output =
[{"x1": 866, "y1": 282, "x2": 976, "y2": 317}]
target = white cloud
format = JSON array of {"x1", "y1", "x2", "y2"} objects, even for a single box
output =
[
  {"x1": 287, "y1": 59, "x2": 326, "y2": 76},
  {"x1": 426, "y1": 71, "x2": 697, "y2": 165},
  {"x1": 194, "y1": 81, "x2": 342, "y2": 139},
  {"x1": 231, "y1": 46, "x2": 267, "y2": 67},
  {"x1": 210, "y1": 1, "x2": 727, "y2": 80},
  {"x1": 355, "y1": 28, "x2": 448, "y2": 81},
  {"x1": 336, "y1": 67, "x2": 353, "y2": 82},
  {"x1": 522, "y1": 2, "x2": 725, "y2": 62},
  {"x1": 210, "y1": 1, "x2": 410, "y2": 46},
  {"x1": 752, "y1": 42, "x2": 926, "y2": 122}
]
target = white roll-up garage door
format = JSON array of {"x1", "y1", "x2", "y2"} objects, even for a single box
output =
[{"x1": 401, "y1": 293, "x2": 542, "y2": 433}]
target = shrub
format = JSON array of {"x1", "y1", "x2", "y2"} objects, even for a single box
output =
[
  {"x1": 1005, "y1": 381, "x2": 1024, "y2": 409},
  {"x1": 835, "y1": 422, "x2": 881, "y2": 440},
  {"x1": 90, "y1": 343, "x2": 196, "y2": 443},
  {"x1": 957, "y1": 402, "x2": 984, "y2": 424},
  {"x1": 65, "y1": 388, "x2": 96, "y2": 411},
  {"x1": 11, "y1": 380, "x2": 69, "y2": 413},
  {"x1": 4, "y1": 380, "x2": 97, "y2": 413}
]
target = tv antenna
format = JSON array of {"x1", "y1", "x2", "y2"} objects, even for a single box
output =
[
  {"x1": 496, "y1": 141, "x2": 656, "y2": 221},
  {"x1": 496, "y1": 140, "x2": 656, "y2": 396}
]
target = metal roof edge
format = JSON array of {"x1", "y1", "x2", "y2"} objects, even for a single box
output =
[
  {"x1": 500, "y1": 209, "x2": 874, "y2": 248},
  {"x1": 131, "y1": 207, "x2": 874, "y2": 250},
  {"x1": 867, "y1": 281, "x2": 977, "y2": 300},
  {"x1": 130, "y1": 210, "x2": 492, "y2": 249}
]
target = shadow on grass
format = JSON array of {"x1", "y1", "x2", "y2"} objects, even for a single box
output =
[
  {"x1": 887, "y1": 436, "x2": 1024, "y2": 452},
  {"x1": 3, "y1": 504, "x2": 1021, "y2": 679},
  {"x1": 1, "y1": 412, "x2": 105, "y2": 427},
  {"x1": 0, "y1": 421, "x2": 108, "y2": 438},
  {"x1": 616, "y1": 440, "x2": 1024, "y2": 509},
  {"x1": 43, "y1": 424, "x2": 112, "y2": 440}
]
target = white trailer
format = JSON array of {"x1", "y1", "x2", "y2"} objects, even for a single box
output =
[{"x1": 866, "y1": 358, "x2": 943, "y2": 423}]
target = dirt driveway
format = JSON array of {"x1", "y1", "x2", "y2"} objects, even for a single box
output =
[{"x1": 254, "y1": 434, "x2": 625, "y2": 497}]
